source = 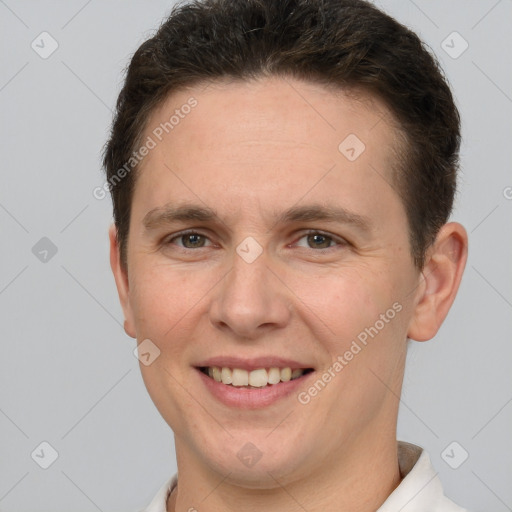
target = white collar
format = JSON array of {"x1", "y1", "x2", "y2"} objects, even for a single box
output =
[
  {"x1": 378, "y1": 441, "x2": 467, "y2": 511},
  {"x1": 141, "y1": 441, "x2": 467, "y2": 512}
]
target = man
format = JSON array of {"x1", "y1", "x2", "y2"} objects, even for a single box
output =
[{"x1": 103, "y1": 0, "x2": 469, "y2": 510}]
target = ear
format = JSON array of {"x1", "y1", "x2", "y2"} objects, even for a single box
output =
[
  {"x1": 407, "y1": 222, "x2": 468, "y2": 341},
  {"x1": 109, "y1": 223, "x2": 137, "y2": 338}
]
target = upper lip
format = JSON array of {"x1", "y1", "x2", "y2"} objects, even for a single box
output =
[{"x1": 194, "y1": 356, "x2": 315, "y2": 372}]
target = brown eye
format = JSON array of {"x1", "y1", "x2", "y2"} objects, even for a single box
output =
[
  {"x1": 181, "y1": 233, "x2": 206, "y2": 248},
  {"x1": 294, "y1": 231, "x2": 345, "y2": 251},
  {"x1": 306, "y1": 233, "x2": 333, "y2": 249},
  {"x1": 167, "y1": 231, "x2": 211, "y2": 249}
]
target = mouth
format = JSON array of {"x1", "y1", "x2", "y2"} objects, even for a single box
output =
[{"x1": 196, "y1": 366, "x2": 315, "y2": 389}]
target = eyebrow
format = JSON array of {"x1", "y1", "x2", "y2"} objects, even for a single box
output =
[
  {"x1": 275, "y1": 204, "x2": 371, "y2": 232},
  {"x1": 142, "y1": 202, "x2": 372, "y2": 233},
  {"x1": 143, "y1": 204, "x2": 219, "y2": 230}
]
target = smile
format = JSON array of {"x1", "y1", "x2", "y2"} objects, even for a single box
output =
[{"x1": 198, "y1": 366, "x2": 314, "y2": 388}]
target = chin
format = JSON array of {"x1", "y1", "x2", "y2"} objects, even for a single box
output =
[{"x1": 198, "y1": 433, "x2": 312, "y2": 488}]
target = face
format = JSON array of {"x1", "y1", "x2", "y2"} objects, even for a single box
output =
[{"x1": 112, "y1": 76, "x2": 428, "y2": 487}]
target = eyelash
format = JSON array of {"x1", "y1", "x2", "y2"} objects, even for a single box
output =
[{"x1": 164, "y1": 229, "x2": 348, "y2": 252}]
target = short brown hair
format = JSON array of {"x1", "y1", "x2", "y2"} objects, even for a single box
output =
[{"x1": 102, "y1": 0, "x2": 461, "y2": 271}]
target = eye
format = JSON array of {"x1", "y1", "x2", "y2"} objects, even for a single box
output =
[
  {"x1": 293, "y1": 230, "x2": 347, "y2": 251},
  {"x1": 163, "y1": 229, "x2": 347, "y2": 252},
  {"x1": 166, "y1": 231, "x2": 212, "y2": 249}
]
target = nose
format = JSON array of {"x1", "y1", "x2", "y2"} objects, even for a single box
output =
[{"x1": 208, "y1": 247, "x2": 292, "y2": 340}]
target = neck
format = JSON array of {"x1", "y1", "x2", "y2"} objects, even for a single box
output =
[{"x1": 167, "y1": 432, "x2": 401, "y2": 512}]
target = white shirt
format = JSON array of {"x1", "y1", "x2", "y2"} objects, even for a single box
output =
[{"x1": 140, "y1": 441, "x2": 468, "y2": 512}]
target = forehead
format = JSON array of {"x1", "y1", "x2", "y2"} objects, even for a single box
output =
[
  {"x1": 146, "y1": 76, "x2": 398, "y2": 152},
  {"x1": 132, "y1": 76, "x2": 405, "y2": 226}
]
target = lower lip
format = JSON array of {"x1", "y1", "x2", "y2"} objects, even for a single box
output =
[{"x1": 195, "y1": 368, "x2": 314, "y2": 409}]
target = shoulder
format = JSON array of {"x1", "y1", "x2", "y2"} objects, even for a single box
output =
[{"x1": 377, "y1": 441, "x2": 469, "y2": 512}]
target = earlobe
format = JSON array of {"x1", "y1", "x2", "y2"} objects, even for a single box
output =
[
  {"x1": 108, "y1": 224, "x2": 137, "y2": 339},
  {"x1": 407, "y1": 222, "x2": 468, "y2": 342}
]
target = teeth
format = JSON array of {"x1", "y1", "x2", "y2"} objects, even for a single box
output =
[
  {"x1": 268, "y1": 367, "x2": 281, "y2": 384},
  {"x1": 281, "y1": 367, "x2": 292, "y2": 382},
  {"x1": 248, "y1": 368, "x2": 267, "y2": 387},
  {"x1": 232, "y1": 368, "x2": 249, "y2": 386},
  {"x1": 291, "y1": 368, "x2": 303, "y2": 379},
  {"x1": 205, "y1": 366, "x2": 309, "y2": 387},
  {"x1": 212, "y1": 367, "x2": 222, "y2": 382},
  {"x1": 221, "y1": 367, "x2": 232, "y2": 384}
]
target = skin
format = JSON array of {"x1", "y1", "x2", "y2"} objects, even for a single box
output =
[{"x1": 109, "y1": 76, "x2": 468, "y2": 512}]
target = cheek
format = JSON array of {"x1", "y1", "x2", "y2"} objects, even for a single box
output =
[
  {"x1": 129, "y1": 262, "x2": 207, "y2": 333},
  {"x1": 129, "y1": 264, "x2": 209, "y2": 429},
  {"x1": 129, "y1": 248, "x2": 411, "y2": 356},
  {"x1": 288, "y1": 266, "x2": 397, "y2": 338},
  {"x1": 293, "y1": 264, "x2": 410, "y2": 389},
  {"x1": 127, "y1": 268, "x2": 193, "y2": 378},
  {"x1": 308, "y1": 271, "x2": 407, "y2": 403}
]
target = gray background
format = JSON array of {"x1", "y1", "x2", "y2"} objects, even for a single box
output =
[{"x1": 1, "y1": 1, "x2": 511, "y2": 511}]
